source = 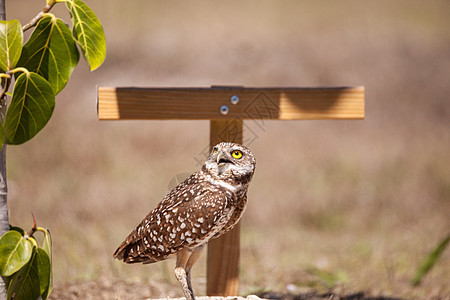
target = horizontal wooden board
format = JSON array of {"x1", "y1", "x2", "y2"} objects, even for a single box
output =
[{"x1": 97, "y1": 86, "x2": 364, "y2": 120}]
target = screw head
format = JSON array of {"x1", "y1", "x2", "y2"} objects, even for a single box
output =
[
  {"x1": 220, "y1": 105, "x2": 229, "y2": 115},
  {"x1": 230, "y1": 95, "x2": 239, "y2": 105}
]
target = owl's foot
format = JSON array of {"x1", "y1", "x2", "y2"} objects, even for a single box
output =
[
  {"x1": 175, "y1": 246, "x2": 204, "y2": 300},
  {"x1": 175, "y1": 266, "x2": 195, "y2": 300}
]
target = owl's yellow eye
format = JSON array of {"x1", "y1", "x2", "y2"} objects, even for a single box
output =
[
  {"x1": 212, "y1": 148, "x2": 217, "y2": 155},
  {"x1": 231, "y1": 150, "x2": 243, "y2": 159}
]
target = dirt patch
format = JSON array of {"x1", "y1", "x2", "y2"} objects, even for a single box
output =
[
  {"x1": 48, "y1": 280, "x2": 409, "y2": 300},
  {"x1": 48, "y1": 279, "x2": 178, "y2": 300}
]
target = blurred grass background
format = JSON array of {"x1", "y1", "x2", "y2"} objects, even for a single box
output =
[{"x1": 4, "y1": 0, "x2": 450, "y2": 298}]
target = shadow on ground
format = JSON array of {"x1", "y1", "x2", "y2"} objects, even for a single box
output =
[{"x1": 257, "y1": 291, "x2": 403, "y2": 300}]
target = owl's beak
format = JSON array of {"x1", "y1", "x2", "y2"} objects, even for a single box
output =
[{"x1": 216, "y1": 151, "x2": 231, "y2": 165}]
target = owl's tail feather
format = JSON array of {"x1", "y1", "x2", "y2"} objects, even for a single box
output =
[{"x1": 113, "y1": 235, "x2": 158, "y2": 264}]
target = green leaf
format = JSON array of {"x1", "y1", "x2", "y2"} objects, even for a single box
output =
[
  {"x1": 0, "y1": 20, "x2": 23, "y2": 72},
  {"x1": 40, "y1": 229, "x2": 52, "y2": 299},
  {"x1": 40, "y1": 229, "x2": 52, "y2": 263},
  {"x1": 17, "y1": 14, "x2": 80, "y2": 95},
  {"x1": 4, "y1": 71, "x2": 55, "y2": 145},
  {"x1": 7, "y1": 248, "x2": 40, "y2": 300},
  {"x1": 9, "y1": 226, "x2": 25, "y2": 236},
  {"x1": 66, "y1": 0, "x2": 106, "y2": 71},
  {"x1": 35, "y1": 248, "x2": 51, "y2": 298},
  {"x1": 412, "y1": 234, "x2": 450, "y2": 286},
  {"x1": 0, "y1": 230, "x2": 33, "y2": 277}
]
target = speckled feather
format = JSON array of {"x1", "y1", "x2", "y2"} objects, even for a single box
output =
[{"x1": 113, "y1": 142, "x2": 256, "y2": 264}]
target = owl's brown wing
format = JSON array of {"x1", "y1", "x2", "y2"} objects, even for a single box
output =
[{"x1": 113, "y1": 182, "x2": 234, "y2": 264}]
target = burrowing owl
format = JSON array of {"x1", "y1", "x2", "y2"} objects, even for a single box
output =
[{"x1": 113, "y1": 142, "x2": 256, "y2": 299}]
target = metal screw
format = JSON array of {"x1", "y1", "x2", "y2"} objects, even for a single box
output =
[
  {"x1": 230, "y1": 95, "x2": 239, "y2": 105},
  {"x1": 220, "y1": 105, "x2": 229, "y2": 115}
]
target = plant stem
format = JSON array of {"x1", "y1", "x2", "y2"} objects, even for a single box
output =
[
  {"x1": 0, "y1": 0, "x2": 4, "y2": 21},
  {"x1": 22, "y1": 1, "x2": 56, "y2": 32},
  {"x1": 0, "y1": 76, "x2": 11, "y2": 104},
  {"x1": 0, "y1": 0, "x2": 9, "y2": 298}
]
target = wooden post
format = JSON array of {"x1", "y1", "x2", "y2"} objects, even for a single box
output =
[
  {"x1": 207, "y1": 119, "x2": 243, "y2": 296},
  {"x1": 97, "y1": 86, "x2": 365, "y2": 121}
]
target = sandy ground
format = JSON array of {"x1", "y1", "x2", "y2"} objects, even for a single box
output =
[{"x1": 48, "y1": 279, "x2": 408, "y2": 300}]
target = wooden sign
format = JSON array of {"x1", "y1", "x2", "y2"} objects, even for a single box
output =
[{"x1": 97, "y1": 85, "x2": 365, "y2": 296}]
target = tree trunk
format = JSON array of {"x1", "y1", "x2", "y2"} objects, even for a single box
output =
[
  {"x1": 0, "y1": 1, "x2": 9, "y2": 299},
  {"x1": 0, "y1": 142, "x2": 7, "y2": 300}
]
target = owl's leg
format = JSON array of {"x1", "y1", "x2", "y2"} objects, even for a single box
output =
[
  {"x1": 185, "y1": 245, "x2": 205, "y2": 296},
  {"x1": 175, "y1": 249, "x2": 196, "y2": 300}
]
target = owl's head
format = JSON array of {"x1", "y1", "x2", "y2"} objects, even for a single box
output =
[{"x1": 204, "y1": 142, "x2": 256, "y2": 184}]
